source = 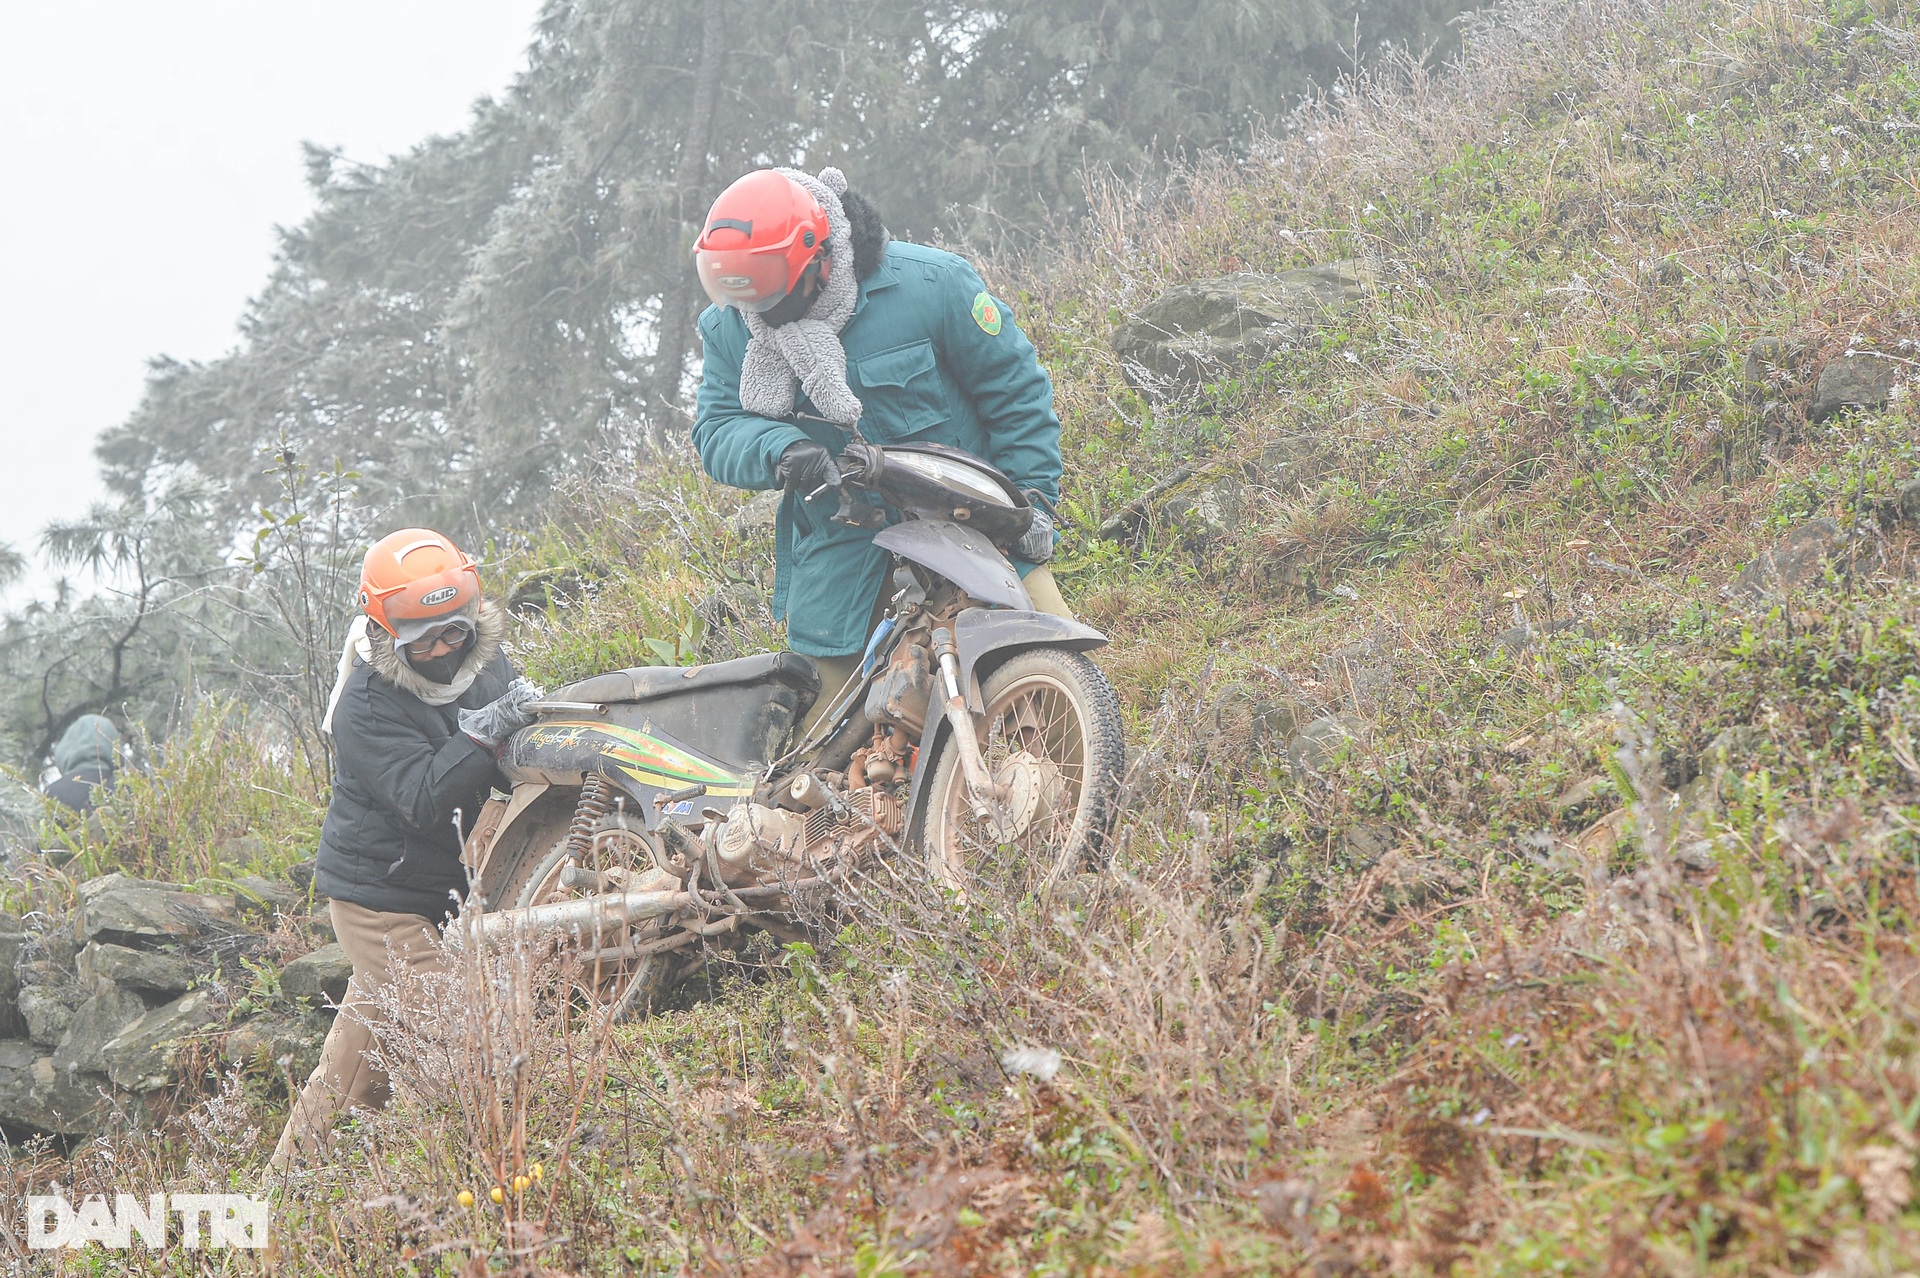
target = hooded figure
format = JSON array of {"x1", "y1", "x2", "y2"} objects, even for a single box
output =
[{"x1": 43, "y1": 714, "x2": 120, "y2": 814}]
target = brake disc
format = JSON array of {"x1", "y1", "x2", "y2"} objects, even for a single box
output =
[{"x1": 991, "y1": 749, "x2": 1065, "y2": 841}]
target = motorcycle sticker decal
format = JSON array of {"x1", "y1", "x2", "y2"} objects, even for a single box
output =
[{"x1": 523, "y1": 721, "x2": 751, "y2": 796}]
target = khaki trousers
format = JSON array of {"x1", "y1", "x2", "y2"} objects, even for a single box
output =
[
  {"x1": 269, "y1": 900, "x2": 444, "y2": 1170},
  {"x1": 801, "y1": 564, "x2": 1073, "y2": 735}
]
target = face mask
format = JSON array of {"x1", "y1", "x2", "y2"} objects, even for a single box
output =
[
  {"x1": 404, "y1": 631, "x2": 474, "y2": 685},
  {"x1": 761, "y1": 258, "x2": 826, "y2": 328}
]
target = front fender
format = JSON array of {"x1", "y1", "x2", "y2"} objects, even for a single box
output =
[{"x1": 901, "y1": 607, "x2": 1108, "y2": 843}]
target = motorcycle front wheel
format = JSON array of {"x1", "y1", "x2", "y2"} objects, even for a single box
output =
[{"x1": 921, "y1": 648, "x2": 1124, "y2": 897}]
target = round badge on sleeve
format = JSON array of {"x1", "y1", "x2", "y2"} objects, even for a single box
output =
[{"x1": 971, "y1": 291, "x2": 1003, "y2": 335}]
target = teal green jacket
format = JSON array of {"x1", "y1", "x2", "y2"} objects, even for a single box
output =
[{"x1": 693, "y1": 241, "x2": 1062, "y2": 657}]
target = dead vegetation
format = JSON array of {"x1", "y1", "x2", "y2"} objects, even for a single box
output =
[{"x1": 12, "y1": 0, "x2": 1920, "y2": 1272}]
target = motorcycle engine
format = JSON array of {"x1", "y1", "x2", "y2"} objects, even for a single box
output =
[{"x1": 711, "y1": 803, "x2": 807, "y2": 884}]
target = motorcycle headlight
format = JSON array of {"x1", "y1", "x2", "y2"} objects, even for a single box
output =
[{"x1": 885, "y1": 452, "x2": 1019, "y2": 507}]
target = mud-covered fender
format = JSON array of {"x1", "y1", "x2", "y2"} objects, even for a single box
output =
[{"x1": 901, "y1": 607, "x2": 1108, "y2": 842}]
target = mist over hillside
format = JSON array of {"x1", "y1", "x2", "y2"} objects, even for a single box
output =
[{"x1": 0, "y1": 0, "x2": 1470, "y2": 780}]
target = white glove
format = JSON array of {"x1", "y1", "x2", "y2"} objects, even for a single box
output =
[{"x1": 459, "y1": 678, "x2": 545, "y2": 747}]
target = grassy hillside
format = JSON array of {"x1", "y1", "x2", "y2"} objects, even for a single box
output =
[{"x1": 21, "y1": 0, "x2": 1920, "y2": 1272}]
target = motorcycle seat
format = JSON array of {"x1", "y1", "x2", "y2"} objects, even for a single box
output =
[{"x1": 552, "y1": 650, "x2": 821, "y2": 711}]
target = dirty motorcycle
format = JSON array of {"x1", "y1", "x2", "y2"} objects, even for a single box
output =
[{"x1": 462, "y1": 439, "x2": 1125, "y2": 1018}]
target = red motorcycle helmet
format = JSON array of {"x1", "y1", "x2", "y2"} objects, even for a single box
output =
[{"x1": 693, "y1": 170, "x2": 833, "y2": 314}]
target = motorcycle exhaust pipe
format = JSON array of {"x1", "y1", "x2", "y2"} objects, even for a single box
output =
[
  {"x1": 476, "y1": 888, "x2": 688, "y2": 943},
  {"x1": 472, "y1": 877, "x2": 830, "y2": 945}
]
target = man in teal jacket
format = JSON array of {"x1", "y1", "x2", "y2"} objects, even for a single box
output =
[{"x1": 691, "y1": 166, "x2": 1068, "y2": 708}]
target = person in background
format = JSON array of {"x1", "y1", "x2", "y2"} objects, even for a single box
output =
[
  {"x1": 270, "y1": 528, "x2": 542, "y2": 1171},
  {"x1": 42, "y1": 714, "x2": 120, "y2": 814},
  {"x1": 690, "y1": 167, "x2": 1068, "y2": 728}
]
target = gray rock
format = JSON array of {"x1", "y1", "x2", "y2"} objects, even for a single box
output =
[
  {"x1": 1676, "y1": 839, "x2": 1718, "y2": 871},
  {"x1": 305, "y1": 907, "x2": 336, "y2": 943},
  {"x1": 102, "y1": 990, "x2": 224, "y2": 1092},
  {"x1": 1891, "y1": 477, "x2": 1920, "y2": 524},
  {"x1": 1206, "y1": 684, "x2": 1313, "y2": 756},
  {"x1": 0, "y1": 1040, "x2": 114, "y2": 1136},
  {"x1": 1732, "y1": 518, "x2": 1844, "y2": 600},
  {"x1": 1372, "y1": 851, "x2": 1471, "y2": 917},
  {"x1": 77, "y1": 873, "x2": 243, "y2": 948},
  {"x1": 1160, "y1": 474, "x2": 1247, "y2": 542},
  {"x1": 214, "y1": 834, "x2": 271, "y2": 867},
  {"x1": 286, "y1": 858, "x2": 317, "y2": 895},
  {"x1": 1112, "y1": 262, "x2": 1374, "y2": 395},
  {"x1": 1701, "y1": 725, "x2": 1765, "y2": 773},
  {"x1": 1288, "y1": 714, "x2": 1366, "y2": 774},
  {"x1": 53, "y1": 985, "x2": 148, "y2": 1076},
  {"x1": 1340, "y1": 823, "x2": 1398, "y2": 869},
  {"x1": 223, "y1": 1014, "x2": 327, "y2": 1079},
  {"x1": 281, "y1": 944, "x2": 353, "y2": 1007},
  {"x1": 1323, "y1": 631, "x2": 1398, "y2": 710},
  {"x1": 1493, "y1": 616, "x2": 1585, "y2": 655},
  {"x1": 1742, "y1": 337, "x2": 1806, "y2": 388},
  {"x1": 17, "y1": 983, "x2": 83, "y2": 1048},
  {"x1": 506, "y1": 564, "x2": 599, "y2": 615},
  {"x1": 0, "y1": 923, "x2": 26, "y2": 1039},
  {"x1": 75, "y1": 943, "x2": 196, "y2": 995},
  {"x1": 1811, "y1": 350, "x2": 1904, "y2": 421},
  {"x1": 232, "y1": 874, "x2": 297, "y2": 922}
]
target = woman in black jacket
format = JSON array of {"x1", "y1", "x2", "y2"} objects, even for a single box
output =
[{"x1": 271, "y1": 528, "x2": 540, "y2": 1171}]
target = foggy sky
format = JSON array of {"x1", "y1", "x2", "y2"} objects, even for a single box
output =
[{"x1": 0, "y1": 1, "x2": 540, "y2": 595}]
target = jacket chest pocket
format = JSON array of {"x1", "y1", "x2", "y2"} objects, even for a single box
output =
[{"x1": 853, "y1": 340, "x2": 949, "y2": 441}]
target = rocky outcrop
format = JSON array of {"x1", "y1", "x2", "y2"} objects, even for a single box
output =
[
  {"x1": 0, "y1": 1040, "x2": 112, "y2": 1136},
  {"x1": 1811, "y1": 350, "x2": 1905, "y2": 421},
  {"x1": 78, "y1": 874, "x2": 243, "y2": 948},
  {"x1": 0, "y1": 870, "x2": 332, "y2": 1137},
  {"x1": 52, "y1": 985, "x2": 147, "y2": 1076},
  {"x1": 1289, "y1": 714, "x2": 1367, "y2": 775},
  {"x1": 1731, "y1": 518, "x2": 1875, "y2": 601},
  {"x1": 281, "y1": 944, "x2": 352, "y2": 1006},
  {"x1": 1111, "y1": 262, "x2": 1373, "y2": 396},
  {"x1": 18, "y1": 983, "x2": 81, "y2": 1047},
  {"x1": 76, "y1": 943, "x2": 195, "y2": 995},
  {"x1": 102, "y1": 991, "x2": 224, "y2": 1093}
]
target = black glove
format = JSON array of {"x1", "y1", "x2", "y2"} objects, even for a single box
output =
[
  {"x1": 459, "y1": 678, "x2": 546, "y2": 748},
  {"x1": 1013, "y1": 506, "x2": 1056, "y2": 564},
  {"x1": 774, "y1": 440, "x2": 843, "y2": 494}
]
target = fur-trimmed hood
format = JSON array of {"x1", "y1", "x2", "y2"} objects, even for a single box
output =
[{"x1": 365, "y1": 598, "x2": 508, "y2": 702}]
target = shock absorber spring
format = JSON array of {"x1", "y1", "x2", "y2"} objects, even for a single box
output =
[{"x1": 565, "y1": 772, "x2": 611, "y2": 862}]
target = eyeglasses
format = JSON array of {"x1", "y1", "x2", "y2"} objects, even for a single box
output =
[{"x1": 402, "y1": 621, "x2": 474, "y2": 659}]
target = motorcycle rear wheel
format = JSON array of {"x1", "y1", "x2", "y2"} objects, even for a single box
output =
[
  {"x1": 507, "y1": 828, "x2": 675, "y2": 1022},
  {"x1": 921, "y1": 648, "x2": 1124, "y2": 897}
]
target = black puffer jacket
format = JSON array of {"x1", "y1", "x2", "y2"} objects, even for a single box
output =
[{"x1": 315, "y1": 602, "x2": 515, "y2": 922}]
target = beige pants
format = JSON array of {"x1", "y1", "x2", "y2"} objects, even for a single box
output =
[
  {"x1": 801, "y1": 564, "x2": 1073, "y2": 734},
  {"x1": 269, "y1": 900, "x2": 444, "y2": 1170}
]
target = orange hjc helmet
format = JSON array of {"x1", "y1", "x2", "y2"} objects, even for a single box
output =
[
  {"x1": 358, "y1": 529, "x2": 481, "y2": 642},
  {"x1": 693, "y1": 169, "x2": 833, "y2": 313}
]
